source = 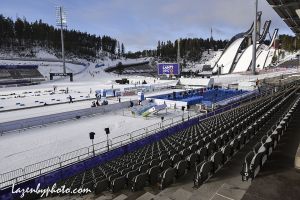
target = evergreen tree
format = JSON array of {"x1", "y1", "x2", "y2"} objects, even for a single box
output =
[
  {"x1": 0, "y1": 15, "x2": 125, "y2": 60},
  {"x1": 121, "y1": 43, "x2": 125, "y2": 56},
  {"x1": 117, "y1": 41, "x2": 120, "y2": 57}
]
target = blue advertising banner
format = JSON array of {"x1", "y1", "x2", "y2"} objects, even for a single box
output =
[{"x1": 157, "y1": 63, "x2": 180, "y2": 75}]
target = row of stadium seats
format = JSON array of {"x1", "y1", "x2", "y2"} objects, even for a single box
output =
[
  {"x1": 193, "y1": 87, "x2": 298, "y2": 186},
  {"x1": 241, "y1": 94, "x2": 300, "y2": 181},
  {"x1": 0, "y1": 68, "x2": 43, "y2": 80},
  {"x1": 47, "y1": 86, "x2": 297, "y2": 197}
]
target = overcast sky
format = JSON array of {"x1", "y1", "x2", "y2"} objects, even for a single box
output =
[{"x1": 0, "y1": 0, "x2": 294, "y2": 52}]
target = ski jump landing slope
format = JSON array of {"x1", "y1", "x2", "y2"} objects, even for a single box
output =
[
  {"x1": 212, "y1": 12, "x2": 261, "y2": 75},
  {"x1": 232, "y1": 20, "x2": 271, "y2": 73},
  {"x1": 256, "y1": 29, "x2": 278, "y2": 70},
  {"x1": 256, "y1": 49, "x2": 270, "y2": 70},
  {"x1": 233, "y1": 44, "x2": 259, "y2": 73},
  {"x1": 213, "y1": 37, "x2": 245, "y2": 74}
]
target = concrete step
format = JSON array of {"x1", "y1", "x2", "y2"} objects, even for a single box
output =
[
  {"x1": 169, "y1": 188, "x2": 192, "y2": 200},
  {"x1": 210, "y1": 183, "x2": 247, "y2": 200},
  {"x1": 153, "y1": 187, "x2": 193, "y2": 200},
  {"x1": 95, "y1": 193, "x2": 115, "y2": 200},
  {"x1": 95, "y1": 192, "x2": 114, "y2": 200},
  {"x1": 136, "y1": 192, "x2": 156, "y2": 200},
  {"x1": 112, "y1": 194, "x2": 128, "y2": 200}
]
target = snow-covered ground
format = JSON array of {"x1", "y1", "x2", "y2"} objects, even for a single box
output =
[
  {"x1": 0, "y1": 77, "x2": 177, "y2": 112},
  {"x1": 0, "y1": 108, "x2": 188, "y2": 173},
  {"x1": 183, "y1": 50, "x2": 222, "y2": 72},
  {"x1": 0, "y1": 87, "x2": 182, "y2": 123},
  {"x1": 0, "y1": 59, "x2": 86, "y2": 78},
  {"x1": 0, "y1": 47, "x2": 299, "y2": 179},
  {"x1": 213, "y1": 67, "x2": 300, "y2": 86},
  {"x1": 0, "y1": 88, "x2": 92, "y2": 112},
  {"x1": 0, "y1": 48, "x2": 182, "y2": 174},
  {"x1": 277, "y1": 50, "x2": 300, "y2": 65}
]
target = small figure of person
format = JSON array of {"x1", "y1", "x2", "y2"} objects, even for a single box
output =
[
  {"x1": 66, "y1": 87, "x2": 69, "y2": 94},
  {"x1": 118, "y1": 96, "x2": 121, "y2": 103},
  {"x1": 69, "y1": 95, "x2": 73, "y2": 103},
  {"x1": 96, "y1": 100, "x2": 100, "y2": 106},
  {"x1": 91, "y1": 101, "x2": 96, "y2": 107}
]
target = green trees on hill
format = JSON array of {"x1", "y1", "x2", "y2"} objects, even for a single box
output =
[
  {"x1": 0, "y1": 15, "x2": 124, "y2": 59},
  {"x1": 278, "y1": 35, "x2": 300, "y2": 52},
  {"x1": 158, "y1": 38, "x2": 227, "y2": 62},
  {"x1": 126, "y1": 38, "x2": 227, "y2": 62}
]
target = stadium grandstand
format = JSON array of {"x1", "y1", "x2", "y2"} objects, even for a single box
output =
[
  {"x1": 266, "y1": 0, "x2": 300, "y2": 35},
  {"x1": 0, "y1": 75, "x2": 300, "y2": 200},
  {"x1": 0, "y1": 65, "x2": 45, "y2": 87},
  {"x1": 1, "y1": 1, "x2": 300, "y2": 200},
  {"x1": 104, "y1": 61, "x2": 157, "y2": 77}
]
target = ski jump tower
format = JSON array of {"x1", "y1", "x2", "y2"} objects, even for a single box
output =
[{"x1": 212, "y1": 12, "x2": 278, "y2": 75}]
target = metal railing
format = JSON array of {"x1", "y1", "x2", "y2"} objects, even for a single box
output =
[{"x1": 0, "y1": 89, "x2": 269, "y2": 189}]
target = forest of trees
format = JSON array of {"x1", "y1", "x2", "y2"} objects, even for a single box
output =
[
  {"x1": 278, "y1": 34, "x2": 300, "y2": 52},
  {"x1": 1, "y1": 14, "x2": 299, "y2": 62},
  {"x1": 0, "y1": 15, "x2": 125, "y2": 60},
  {"x1": 126, "y1": 38, "x2": 228, "y2": 62}
]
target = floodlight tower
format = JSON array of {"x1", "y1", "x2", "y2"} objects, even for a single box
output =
[
  {"x1": 56, "y1": 6, "x2": 67, "y2": 74},
  {"x1": 177, "y1": 38, "x2": 181, "y2": 64},
  {"x1": 252, "y1": 0, "x2": 258, "y2": 75}
]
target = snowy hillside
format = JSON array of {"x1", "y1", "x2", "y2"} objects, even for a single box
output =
[
  {"x1": 183, "y1": 50, "x2": 222, "y2": 72},
  {"x1": 277, "y1": 50, "x2": 300, "y2": 65},
  {"x1": 0, "y1": 47, "x2": 150, "y2": 82}
]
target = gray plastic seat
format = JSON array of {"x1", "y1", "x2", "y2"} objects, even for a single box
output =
[
  {"x1": 82, "y1": 181, "x2": 94, "y2": 193},
  {"x1": 174, "y1": 160, "x2": 187, "y2": 177},
  {"x1": 221, "y1": 145, "x2": 232, "y2": 163},
  {"x1": 193, "y1": 161, "x2": 212, "y2": 187},
  {"x1": 94, "y1": 178, "x2": 109, "y2": 195},
  {"x1": 171, "y1": 154, "x2": 181, "y2": 165},
  {"x1": 180, "y1": 149, "x2": 190, "y2": 157},
  {"x1": 160, "y1": 159, "x2": 172, "y2": 171},
  {"x1": 111, "y1": 176, "x2": 126, "y2": 192},
  {"x1": 126, "y1": 169, "x2": 139, "y2": 184},
  {"x1": 139, "y1": 164, "x2": 150, "y2": 173},
  {"x1": 210, "y1": 151, "x2": 223, "y2": 172},
  {"x1": 150, "y1": 159, "x2": 159, "y2": 167},
  {"x1": 197, "y1": 147, "x2": 207, "y2": 163},
  {"x1": 147, "y1": 165, "x2": 160, "y2": 185},
  {"x1": 159, "y1": 167, "x2": 176, "y2": 190},
  {"x1": 131, "y1": 173, "x2": 148, "y2": 191},
  {"x1": 186, "y1": 153, "x2": 198, "y2": 169}
]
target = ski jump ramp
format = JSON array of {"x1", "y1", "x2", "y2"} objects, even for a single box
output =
[
  {"x1": 255, "y1": 29, "x2": 278, "y2": 70},
  {"x1": 232, "y1": 44, "x2": 259, "y2": 73},
  {"x1": 213, "y1": 37, "x2": 245, "y2": 74},
  {"x1": 232, "y1": 20, "x2": 272, "y2": 73},
  {"x1": 213, "y1": 17, "x2": 277, "y2": 74},
  {"x1": 212, "y1": 13, "x2": 260, "y2": 74}
]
